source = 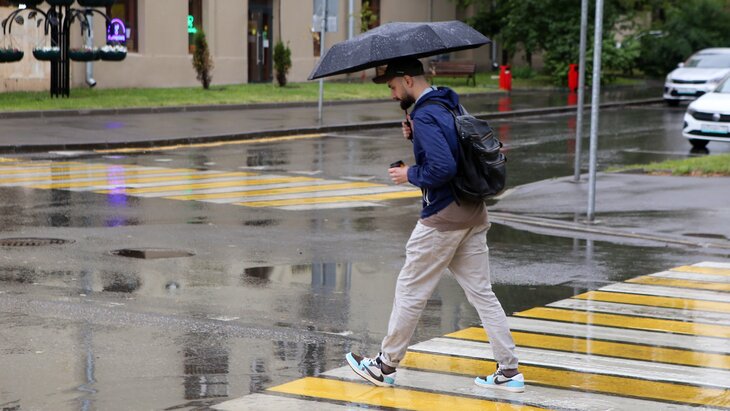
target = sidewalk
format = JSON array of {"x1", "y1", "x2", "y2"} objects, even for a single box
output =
[{"x1": 0, "y1": 88, "x2": 661, "y2": 152}]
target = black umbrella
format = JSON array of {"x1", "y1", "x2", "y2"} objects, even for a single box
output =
[{"x1": 308, "y1": 20, "x2": 490, "y2": 80}]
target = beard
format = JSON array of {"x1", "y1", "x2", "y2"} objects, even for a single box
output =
[{"x1": 399, "y1": 94, "x2": 416, "y2": 111}]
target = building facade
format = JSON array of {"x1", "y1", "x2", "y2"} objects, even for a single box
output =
[{"x1": 0, "y1": 0, "x2": 494, "y2": 92}]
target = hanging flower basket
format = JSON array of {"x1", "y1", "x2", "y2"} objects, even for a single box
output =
[
  {"x1": 9, "y1": 0, "x2": 45, "y2": 7},
  {"x1": 0, "y1": 48, "x2": 24, "y2": 63},
  {"x1": 99, "y1": 44, "x2": 126, "y2": 61},
  {"x1": 68, "y1": 47, "x2": 99, "y2": 61},
  {"x1": 33, "y1": 47, "x2": 61, "y2": 61},
  {"x1": 47, "y1": 0, "x2": 76, "y2": 6},
  {"x1": 78, "y1": 0, "x2": 116, "y2": 7}
]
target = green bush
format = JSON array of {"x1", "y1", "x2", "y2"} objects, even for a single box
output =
[
  {"x1": 192, "y1": 30, "x2": 213, "y2": 89},
  {"x1": 273, "y1": 41, "x2": 292, "y2": 87}
]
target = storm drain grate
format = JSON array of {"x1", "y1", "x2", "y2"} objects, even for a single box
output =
[
  {"x1": 0, "y1": 238, "x2": 74, "y2": 247},
  {"x1": 111, "y1": 248, "x2": 195, "y2": 259}
]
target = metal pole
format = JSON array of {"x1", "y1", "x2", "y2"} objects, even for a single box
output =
[
  {"x1": 317, "y1": 5, "x2": 327, "y2": 123},
  {"x1": 587, "y1": 0, "x2": 604, "y2": 222},
  {"x1": 573, "y1": 0, "x2": 588, "y2": 182},
  {"x1": 348, "y1": 0, "x2": 355, "y2": 39}
]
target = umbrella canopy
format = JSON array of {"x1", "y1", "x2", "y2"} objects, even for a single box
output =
[{"x1": 308, "y1": 20, "x2": 490, "y2": 80}]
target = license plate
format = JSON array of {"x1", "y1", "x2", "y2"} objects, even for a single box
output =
[
  {"x1": 676, "y1": 87, "x2": 696, "y2": 95},
  {"x1": 701, "y1": 124, "x2": 729, "y2": 134}
]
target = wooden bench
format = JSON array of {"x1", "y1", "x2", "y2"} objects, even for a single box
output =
[{"x1": 428, "y1": 61, "x2": 477, "y2": 86}]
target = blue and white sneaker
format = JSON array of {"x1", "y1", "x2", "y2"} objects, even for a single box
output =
[
  {"x1": 346, "y1": 352, "x2": 396, "y2": 387},
  {"x1": 474, "y1": 367, "x2": 525, "y2": 392}
]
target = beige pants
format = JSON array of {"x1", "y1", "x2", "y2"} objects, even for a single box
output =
[{"x1": 380, "y1": 221, "x2": 519, "y2": 370}]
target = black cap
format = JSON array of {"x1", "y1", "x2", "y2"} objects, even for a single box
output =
[{"x1": 372, "y1": 58, "x2": 425, "y2": 84}]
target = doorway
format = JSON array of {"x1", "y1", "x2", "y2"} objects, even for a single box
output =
[{"x1": 248, "y1": 0, "x2": 273, "y2": 83}]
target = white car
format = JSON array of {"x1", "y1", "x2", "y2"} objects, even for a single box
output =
[
  {"x1": 682, "y1": 74, "x2": 730, "y2": 149},
  {"x1": 664, "y1": 48, "x2": 730, "y2": 106}
]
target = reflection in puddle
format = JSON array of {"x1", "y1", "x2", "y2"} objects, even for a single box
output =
[
  {"x1": 101, "y1": 272, "x2": 142, "y2": 293},
  {"x1": 183, "y1": 332, "x2": 230, "y2": 400}
]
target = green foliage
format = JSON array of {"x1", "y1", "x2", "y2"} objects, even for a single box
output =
[
  {"x1": 510, "y1": 66, "x2": 536, "y2": 79},
  {"x1": 192, "y1": 30, "x2": 213, "y2": 89},
  {"x1": 360, "y1": 1, "x2": 378, "y2": 33},
  {"x1": 273, "y1": 41, "x2": 292, "y2": 87},
  {"x1": 615, "y1": 153, "x2": 730, "y2": 176},
  {"x1": 637, "y1": 0, "x2": 730, "y2": 76}
]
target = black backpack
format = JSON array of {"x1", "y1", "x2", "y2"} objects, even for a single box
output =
[{"x1": 423, "y1": 101, "x2": 507, "y2": 203}]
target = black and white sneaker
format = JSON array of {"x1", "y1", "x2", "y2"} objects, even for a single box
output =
[
  {"x1": 346, "y1": 352, "x2": 396, "y2": 387},
  {"x1": 474, "y1": 366, "x2": 525, "y2": 392}
]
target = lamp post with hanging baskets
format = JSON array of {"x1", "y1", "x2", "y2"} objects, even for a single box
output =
[{"x1": 1, "y1": 0, "x2": 123, "y2": 97}]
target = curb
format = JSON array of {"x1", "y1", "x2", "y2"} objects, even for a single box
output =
[{"x1": 0, "y1": 97, "x2": 664, "y2": 153}]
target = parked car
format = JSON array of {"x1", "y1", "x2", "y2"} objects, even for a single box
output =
[
  {"x1": 682, "y1": 73, "x2": 730, "y2": 149},
  {"x1": 664, "y1": 48, "x2": 730, "y2": 106}
]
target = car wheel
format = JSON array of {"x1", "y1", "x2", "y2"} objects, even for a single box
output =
[
  {"x1": 689, "y1": 139, "x2": 709, "y2": 149},
  {"x1": 665, "y1": 99, "x2": 680, "y2": 107}
]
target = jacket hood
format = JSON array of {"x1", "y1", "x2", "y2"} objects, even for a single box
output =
[{"x1": 412, "y1": 87, "x2": 461, "y2": 113}]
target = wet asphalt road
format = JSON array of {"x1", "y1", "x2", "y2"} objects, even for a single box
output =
[{"x1": 1, "y1": 103, "x2": 729, "y2": 410}]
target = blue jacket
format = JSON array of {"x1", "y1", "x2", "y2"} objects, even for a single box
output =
[{"x1": 406, "y1": 87, "x2": 460, "y2": 218}]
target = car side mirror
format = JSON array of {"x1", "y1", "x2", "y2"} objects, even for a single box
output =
[{"x1": 677, "y1": 62, "x2": 685, "y2": 68}]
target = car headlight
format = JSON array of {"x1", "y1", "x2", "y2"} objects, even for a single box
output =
[
  {"x1": 707, "y1": 75, "x2": 727, "y2": 85},
  {"x1": 687, "y1": 106, "x2": 696, "y2": 116},
  {"x1": 665, "y1": 74, "x2": 672, "y2": 83}
]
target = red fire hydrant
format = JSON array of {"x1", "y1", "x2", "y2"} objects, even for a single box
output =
[
  {"x1": 499, "y1": 65, "x2": 512, "y2": 91},
  {"x1": 568, "y1": 63, "x2": 579, "y2": 92}
]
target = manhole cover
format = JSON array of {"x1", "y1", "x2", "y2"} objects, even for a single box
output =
[
  {"x1": 0, "y1": 238, "x2": 74, "y2": 247},
  {"x1": 111, "y1": 248, "x2": 195, "y2": 259}
]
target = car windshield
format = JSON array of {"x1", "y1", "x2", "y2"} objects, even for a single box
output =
[
  {"x1": 685, "y1": 53, "x2": 730, "y2": 68},
  {"x1": 716, "y1": 77, "x2": 730, "y2": 93}
]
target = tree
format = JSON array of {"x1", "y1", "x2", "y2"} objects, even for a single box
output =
[
  {"x1": 273, "y1": 41, "x2": 292, "y2": 87},
  {"x1": 637, "y1": 0, "x2": 730, "y2": 76},
  {"x1": 192, "y1": 30, "x2": 213, "y2": 89}
]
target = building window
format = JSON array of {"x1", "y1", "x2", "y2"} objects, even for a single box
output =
[
  {"x1": 106, "y1": 0, "x2": 138, "y2": 52},
  {"x1": 361, "y1": 0, "x2": 380, "y2": 31},
  {"x1": 188, "y1": 0, "x2": 203, "y2": 54}
]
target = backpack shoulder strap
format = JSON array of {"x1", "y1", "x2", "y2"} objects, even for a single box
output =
[{"x1": 419, "y1": 100, "x2": 459, "y2": 118}]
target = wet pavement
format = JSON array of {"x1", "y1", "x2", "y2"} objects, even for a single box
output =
[
  {"x1": 1, "y1": 93, "x2": 730, "y2": 409},
  {"x1": 216, "y1": 262, "x2": 730, "y2": 410}
]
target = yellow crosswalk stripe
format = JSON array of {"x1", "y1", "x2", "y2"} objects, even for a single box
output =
[
  {"x1": 0, "y1": 163, "x2": 130, "y2": 174},
  {"x1": 97, "y1": 176, "x2": 320, "y2": 194},
  {"x1": 514, "y1": 307, "x2": 730, "y2": 338},
  {"x1": 628, "y1": 275, "x2": 730, "y2": 292},
  {"x1": 94, "y1": 133, "x2": 325, "y2": 154},
  {"x1": 447, "y1": 327, "x2": 730, "y2": 370},
  {"x1": 166, "y1": 181, "x2": 381, "y2": 201},
  {"x1": 267, "y1": 377, "x2": 541, "y2": 411},
  {"x1": 236, "y1": 190, "x2": 422, "y2": 207},
  {"x1": 400, "y1": 351, "x2": 730, "y2": 408},
  {"x1": 574, "y1": 290, "x2": 730, "y2": 313},
  {"x1": 673, "y1": 265, "x2": 730, "y2": 277},
  {"x1": 30, "y1": 172, "x2": 260, "y2": 189},
  {"x1": 0, "y1": 168, "x2": 205, "y2": 184},
  {"x1": 0, "y1": 157, "x2": 19, "y2": 163}
]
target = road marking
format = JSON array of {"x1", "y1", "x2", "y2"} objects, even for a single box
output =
[
  {"x1": 627, "y1": 275, "x2": 730, "y2": 292},
  {"x1": 506, "y1": 316, "x2": 730, "y2": 353},
  {"x1": 235, "y1": 190, "x2": 421, "y2": 207},
  {"x1": 652, "y1": 270, "x2": 730, "y2": 283},
  {"x1": 514, "y1": 307, "x2": 730, "y2": 338},
  {"x1": 600, "y1": 282, "x2": 729, "y2": 303},
  {"x1": 94, "y1": 133, "x2": 326, "y2": 154},
  {"x1": 322, "y1": 366, "x2": 697, "y2": 411},
  {"x1": 548, "y1": 298, "x2": 730, "y2": 325},
  {"x1": 693, "y1": 262, "x2": 730, "y2": 270},
  {"x1": 400, "y1": 351, "x2": 730, "y2": 408},
  {"x1": 0, "y1": 160, "x2": 420, "y2": 210},
  {"x1": 212, "y1": 393, "x2": 355, "y2": 411},
  {"x1": 412, "y1": 337, "x2": 730, "y2": 389},
  {"x1": 267, "y1": 377, "x2": 542, "y2": 411},
  {"x1": 574, "y1": 290, "x2": 730, "y2": 313},
  {"x1": 447, "y1": 327, "x2": 730, "y2": 369},
  {"x1": 165, "y1": 182, "x2": 381, "y2": 201},
  {"x1": 671, "y1": 265, "x2": 730, "y2": 277}
]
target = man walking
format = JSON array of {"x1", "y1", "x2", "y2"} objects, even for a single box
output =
[{"x1": 345, "y1": 58, "x2": 524, "y2": 392}]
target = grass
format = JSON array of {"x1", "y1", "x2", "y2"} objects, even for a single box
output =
[
  {"x1": 0, "y1": 72, "x2": 645, "y2": 112},
  {"x1": 611, "y1": 153, "x2": 730, "y2": 176}
]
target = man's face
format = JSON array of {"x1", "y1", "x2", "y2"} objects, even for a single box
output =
[{"x1": 387, "y1": 77, "x2": 416, "y2": 111}]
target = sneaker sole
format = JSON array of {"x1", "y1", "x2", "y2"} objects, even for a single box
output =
[
  {"x1": 474, "y1": 377, "x2": 525, "y2": 393},
  {"x1": 346, "y1": 353, "x2": 394, "y2": 388}
]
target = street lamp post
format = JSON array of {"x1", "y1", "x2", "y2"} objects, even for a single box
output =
[{"x1": 1, "y1": 1, "x2": 118, "y2": 98}]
